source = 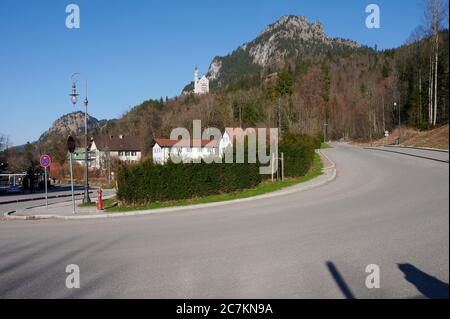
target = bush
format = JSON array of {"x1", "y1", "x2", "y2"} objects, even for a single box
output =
[
  {"x1": 314, "y1": 132, "x2": 324, "y2": 149},
  {"x1": 117, "y1": 160, "x2": 261, "y2": 205},
  {"x1": 279, "y1": 133, "x2": 316, "y2": 177}
]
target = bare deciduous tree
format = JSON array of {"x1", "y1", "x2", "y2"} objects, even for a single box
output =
[{"x1": 423, "y1": 0, "x2": 448, "y2": 125}]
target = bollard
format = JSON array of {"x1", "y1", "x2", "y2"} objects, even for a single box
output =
[{"x1": 97, "y1": 188, "x2": 103, "y2": 211}]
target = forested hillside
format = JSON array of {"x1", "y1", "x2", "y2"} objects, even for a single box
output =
[{"x1": 105, "y1": 25, "x2": 448, "y2": 153}]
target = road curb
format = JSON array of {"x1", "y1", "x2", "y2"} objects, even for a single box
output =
[
  {"x1": 365, "y1": 147, "x2": 449, "y2": 164},
  {"x1": 4, "y1": 150, "x2": 337, "y2": 221}
]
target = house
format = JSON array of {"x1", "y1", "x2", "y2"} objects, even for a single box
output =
[
  {"x1": 219, "y1": 128, "x2": 252, "y2": 154},
  {"x1": 152, "y1": 128, "x2": 253, "y2": 164},
  {"x1": 69, "y1": 135, "x2": 144, "y2": 170},
  {"x1": 90, "y1": 135, "x2": 144, "y2": 168},
  {"x1": 153, "y1": 138, "x2": 219, "y2": 164}
]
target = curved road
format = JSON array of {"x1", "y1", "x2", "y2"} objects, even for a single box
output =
[{"x1": 0, "y1": 144, "x2": 448, "y2": 299}]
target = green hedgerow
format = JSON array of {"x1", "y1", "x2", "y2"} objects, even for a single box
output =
[
  {"x1": 117, "y1": 159, "x2": 261, "y2": 205},
  {"x1": 279, "y1": 133, "x2": 316, "y2": 177}
]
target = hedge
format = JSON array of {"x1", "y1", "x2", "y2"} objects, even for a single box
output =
[
  {"x1": 117, "y1": 160, "x2": 261, "y2": 205},
  {"x1": 279, "y1": 133, "x2": 317, "y2": 177},
  {"x1": 117, "y1": 133, "x2": 318, "y2": 204}
]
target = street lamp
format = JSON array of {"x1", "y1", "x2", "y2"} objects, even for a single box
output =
[
  {"x1": 394, "y1": 102, "x2": 401, "y2": 145},
  {"x1": 69, "y1": 73, "x2": 91, "y2": 204}
]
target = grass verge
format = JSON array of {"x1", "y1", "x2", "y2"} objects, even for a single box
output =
[
  {"x1": 106, "y1": 153, "x2": 324, "y2": 213},
  {"x1": 78, "y1": 197, "x2": 116, "y2": 208},
  {"x1": 321, "y1": 142, "x2": 332, "y2": 149}
]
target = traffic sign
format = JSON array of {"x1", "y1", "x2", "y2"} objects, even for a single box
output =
[
  {"x1": 39, "y1": 154, "x2": 51, "y2": 209},
  {"x1": 67, "y1": 136, "x2": 76, "y2": 153},
  {"x1": 40, "y1": 155, "x2": 51, "y2": 168}
]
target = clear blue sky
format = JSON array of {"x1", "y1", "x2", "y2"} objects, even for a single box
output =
[{"x1": 0, "y1": 0, "x2": 428, "y2": 146}]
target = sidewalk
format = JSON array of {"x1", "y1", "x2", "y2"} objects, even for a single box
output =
[{"x1": 4, "y1": 150, "x2": 336, "y2": 221}]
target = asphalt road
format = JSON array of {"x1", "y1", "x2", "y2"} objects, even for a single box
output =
[
  {"x1": 0, "y1": 144, "x2": 448, "y2": 299},
  {"x1": 0, "y1": 185, "x2": 88, "y2": 203},
  {"x1": 0, "y1": 186, "x2": 115, "y2": 217}
]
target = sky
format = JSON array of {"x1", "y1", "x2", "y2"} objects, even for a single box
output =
[{"x1": 0, "y1": 0, "x2": 430, "y2": 146}]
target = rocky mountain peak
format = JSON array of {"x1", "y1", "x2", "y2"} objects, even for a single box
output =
[
  {"x1": 201, "y1": 15, "x2": 361, "y2": 90},
  {"x1": 38, "y1": 111, "x2": 100, "y2": 141},
  {"x1": 259, "y1": 15, "x2": 321, "y2": 38}
]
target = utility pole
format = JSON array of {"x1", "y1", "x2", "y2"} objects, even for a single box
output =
[
  {"x1": 107, "y1": 151, "x2": 111, "y2": 184},
  {"x1": 67, "y1": 136, "x2": 76, "y2": 214},
  {"x1": 394, "y1": 101, "x2": 401, "y2": 145},
  {"x1": 382, "y1": 95, "x2": 386, "y2": 133},
  {"x1": 239, "y1": 105, "x2": 242, "y2": 128},
  {"x1": 278, "y1": 98, "x2": 281, "y2": 134},
  {"x1": 69, "y1": 152, "x2": 76, "y2": 214},
  {"x1": 271, "y1": 153, "x2": 275, "y2": 182}
]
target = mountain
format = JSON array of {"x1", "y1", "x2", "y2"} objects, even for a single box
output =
[
  {"x1": 194, "y1": 15, "x2": 361, "y2": 90},
  {"x1": 38, "y1": 111, "x2": 109, "y2": 142}
]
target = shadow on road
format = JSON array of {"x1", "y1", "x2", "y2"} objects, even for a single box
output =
[
  {"x1": 0, "y1": 236, "x2": 126, "y2": 298},
  {"x1": 326, "y1": 261, "x2": 355, "y2": 299},
  {"x1": 398, "y1": 263, "x2": 449, "y2": 299}
]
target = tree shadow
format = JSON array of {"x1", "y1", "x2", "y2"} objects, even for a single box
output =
[
  {"x1": 398, "y1": 263, "x2": 449, "y2": 299},
  {"x1": 326, "y1": 261, "x2": 355, "y2": 299}
]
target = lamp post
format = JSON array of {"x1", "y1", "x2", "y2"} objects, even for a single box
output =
[
  {"x1": 394, "y1": 102, "x2": 401, "y2": 145},
  {"x1": 69, "y1": 73, "x2": 91, "y2": 204}
]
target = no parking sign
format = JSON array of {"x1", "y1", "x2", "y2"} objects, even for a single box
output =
[
  {"x1": 40, "y1": 155, "x2": 51, "y2": 168},
  {"x1": 40, "y1": 154, "x2": 51, "y2": 208}
]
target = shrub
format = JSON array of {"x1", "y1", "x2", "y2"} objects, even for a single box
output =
[
  {"x1": 117, "y1": 160, "x2": 261, "y2": 205},
  {"x1": 279, "y1": 133, "x2": 316, "y2": 177},
  {"x1": 315, "y1": 131, "x2": 324, "y2": 148}
]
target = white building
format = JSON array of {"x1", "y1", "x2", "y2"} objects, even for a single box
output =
[
  {"x1": 91, "y1": 135, "x2": 143, "y2": 168},
  {"x1": 152, "y1": 128, "x2": 252, "y2": 164},
  {"x1": 193, "y1": 66, "x2": 209, "y2": 94},
  {"x1": 71, "y1": 135, "x2": 144, "y2": 170},
  {"x1": 153, "y1": 138, "x2": 218, "y2": 164}
]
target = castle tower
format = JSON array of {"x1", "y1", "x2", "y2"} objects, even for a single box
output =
[
  {"x1": 194, "y1": 66, "x2": 199, "y2": 87},
  {"x1": 193, "y1": 66, "x2": 209, "y2": 94}
]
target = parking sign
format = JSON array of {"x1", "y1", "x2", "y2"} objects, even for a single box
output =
[{"x1": 40, "y1": 155, "x2": 51, "y2": 168}]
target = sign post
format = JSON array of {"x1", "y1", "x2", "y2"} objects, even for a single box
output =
[
  {"x1": 39, "y1": 155, "x2": 51, "y2": 209},
  {"x1": 67, "y1": 136, "x2": 76, "y2": 214}
]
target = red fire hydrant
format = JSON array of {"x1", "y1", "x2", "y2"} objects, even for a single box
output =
[{"x1": 97, "y1": 188, "x2": 103, "y2": 211}]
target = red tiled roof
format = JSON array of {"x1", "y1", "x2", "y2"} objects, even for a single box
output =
[{"x1": 154, "y1": 138, "x2": 218, "y2": 148}]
